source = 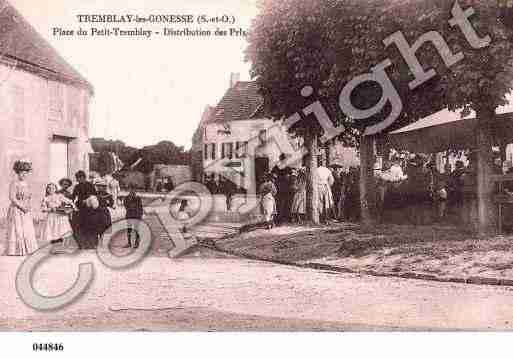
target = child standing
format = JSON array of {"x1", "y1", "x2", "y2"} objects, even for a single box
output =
[
  {"x1": 123, "y1": 187, "x2": 143, "y2": 248},
  {"x1": 41, "y1": 183, "x2": 75, "y2": 246},
  {"x1": 436, "y1": 180, "x2": 448, "y2": 221},
  {"x1": 259, "y1": 173, "x2": 277, "y2": 230}
]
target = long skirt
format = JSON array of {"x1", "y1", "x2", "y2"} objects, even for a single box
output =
[
  {"x1": 261, "y1": 193, "x2": 276, "y2": 222},
  {"x1": 291, "y1": 189, "x2": 306, "y2": 215},
  {"x1": 317, "y1": 184, "x2": 334, "y2": 218},
  {"x1": 276, "y1": 192, "x2": 292, "y2": 223},
  {"x1": 5, "y1": 205, "x2": 38, "y2": 256},
  {"x1": 41, "y1": 212, "x2": 73, "y2": 243}
]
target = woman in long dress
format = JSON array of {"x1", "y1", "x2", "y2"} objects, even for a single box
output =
[
  {"x1": 259, "y1": 173, "x2": 277, "y2": 230},
  {"x1": 291, "y1": 168, "x2": 307, "y2": 224},
  {"x1": 5, "y1": 160, "x2": 38, "y2": 256},
  {"x1": 40, "y1": 183, "x2": 75, "y2": 246},
  {"x1": 316, "y1": 164, "x2": 335, "y2": 224}
]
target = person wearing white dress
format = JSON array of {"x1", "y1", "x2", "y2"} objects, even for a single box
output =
[
  {"x1": 259, "y1": 173, "x2": 277, "y2": 229},
  {"x1": 316, "y1": 164, "x2": 335, "y2": 223},
  {"x1": 5, "y1": 160, "x2": 39, "y2": 256},
  {"x1": 41, "y1": 183, "x2": 75, "y2": 246}
]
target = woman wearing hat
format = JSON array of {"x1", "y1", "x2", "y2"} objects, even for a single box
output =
[{"x1": 5, "y1": 160, "x2": 39, "y2": 256}]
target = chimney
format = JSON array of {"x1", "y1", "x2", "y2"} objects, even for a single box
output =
[{"x1": 229, "y1": 72, "x2": 240, "y2": 88}]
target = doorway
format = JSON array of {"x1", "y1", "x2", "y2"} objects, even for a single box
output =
[
  {"x1": 255, "y1": 156, "x2": 270, "y2": 190},
  {"x1": 49, "y1": 136, "x2": 70, "y2": 184}
]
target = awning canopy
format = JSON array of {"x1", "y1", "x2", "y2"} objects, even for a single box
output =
[{"x1": 388, "y1": 110, "x2": 513, "y2": 153}]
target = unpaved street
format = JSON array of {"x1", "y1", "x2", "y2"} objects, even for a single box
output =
[{"x1": 2, "y1": 251, "x2": 513, "y2": 331}]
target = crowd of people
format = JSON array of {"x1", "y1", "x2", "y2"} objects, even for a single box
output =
[
  {"x1": 258, "y1": 154, "x2": 362, "y2": 229},
  {"x1": 4, "y1": 159, "x2": 144, "y2": 256},
  {"x1": 255, "y1": 152, "x2": 505, "y2": 229},
  {"x1": 373, "y1": 153, "x2": 506, "y2": 227}
]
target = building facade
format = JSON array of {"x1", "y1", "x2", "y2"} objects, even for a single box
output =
[
  {"x1": 192, "y1": 79, "x2": 301, "y2": 191},
  {"x1": 0, "y1": 1, "x2": 94, "y2": 218}
]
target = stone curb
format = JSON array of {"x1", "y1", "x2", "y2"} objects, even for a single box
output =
[{"x1": 202, "y1": 238, "x2": 513, "y2": 288}]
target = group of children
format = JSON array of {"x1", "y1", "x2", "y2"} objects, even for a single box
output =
[
  {"x1": 39, "y1": 180, "x2": 146, "y2": 251},
  {"x1": 5, "y1": 160, "x2": 149, "y2": 256}
]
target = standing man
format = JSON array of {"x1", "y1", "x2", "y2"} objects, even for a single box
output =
[{"x1": 221, "y1": 177, "x2": 236, "y2": 211}]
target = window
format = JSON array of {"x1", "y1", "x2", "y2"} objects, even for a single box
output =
[
  {"x1": 236, "y1": 141, "x2": 248, "y2": 158},
  {"x1": 228, "y1": 143, "x2": 234, "y2": 159},
  {"x1": 222, "y1": 143, "x2": 234, "y2": 159},
  {"x1": 210, "y1": 143, "x2": 217, "y2": 160},
  {"x1": 259, "y1": 129, "x2": 267, "y2": 144},
  {"x1": 49, "y1": 81, "x2": 64, "y2": 121},
  {"x1": 67, "y1": 87, "x2": 81, "y2": 128},
  {"x1": 49, "y1": 137, "x2": 69, "y2": 183},
  {"x1": 11, "y1": 85, "x2": 25, "y2": 138},
  {"x1": 204, "y1": 144, "x2": 208, "y2": 160}
]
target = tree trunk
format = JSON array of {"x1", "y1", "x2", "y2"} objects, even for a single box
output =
[
  {"x1": 305, "y1": 133, "x2": 319, "y2": 224},
  {"x1": 360, "y1": 134, "x2": 376, "y2": 227},
  {"x1": 325, "y1": 140, "x2": 332, "y2": 167},
  {"x1": 475, "y1": 109, "x2": 495, "y2": 235},
  {"x1": 499, "y1": 141, "x2": 507, "y2": 163}
]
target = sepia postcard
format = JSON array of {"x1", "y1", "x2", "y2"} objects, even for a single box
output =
[{"x1": 1, "y1": 0, "x2": 513, "y2": 356}]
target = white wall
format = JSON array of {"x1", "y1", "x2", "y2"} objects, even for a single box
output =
[{"x1": 0, "y1": 62, "x2": 92, "y2": 219}]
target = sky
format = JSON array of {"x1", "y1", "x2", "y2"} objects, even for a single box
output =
[{"x1": 10, "y1": 0, "x2": 259, "y2": 149}]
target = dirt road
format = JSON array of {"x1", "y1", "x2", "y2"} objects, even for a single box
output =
[{"x1": 1, "y1": 251, "x2": 513, "y2": 331}]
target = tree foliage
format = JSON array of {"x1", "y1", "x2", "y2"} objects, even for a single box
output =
[
  {"x1": 90, "y1": 138, "x2": 138, "y2": 165},
  {"x1": 246, "y1": 0, "x2": 513, "y2": 227},
  {"x1": 246, "y1": 0, "x2": 513, "y2": 139},
  {"x1": 90, "y1": 138, "x2": 191, "y2": 174}
]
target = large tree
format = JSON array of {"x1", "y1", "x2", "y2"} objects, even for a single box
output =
[{"x1": 246, "y1": 0, "x2": 513, "y2": 230}]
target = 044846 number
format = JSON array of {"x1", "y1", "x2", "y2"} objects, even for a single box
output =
[{"x1": 33, "y1": 343, "x2": 64, "y2": 352}]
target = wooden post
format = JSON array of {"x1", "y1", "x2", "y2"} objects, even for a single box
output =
[
  {"x1": 360, "y1": 134, "x2": 376, "y2": 227},
  {"x1": 305, "y1": 133, "x2": 319, "y2": 224},
  {"x1": 325, "y1": 140, "x2": 332, "y2": 167},
  {"x1": 475, "y1": 110, "x2": 495, "y2": 235}
]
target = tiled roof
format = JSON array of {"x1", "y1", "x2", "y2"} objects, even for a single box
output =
[
  {"x1": 208, "y1": 81, "x2": 264, "y2": 124},
  {"x1": 0, "y1": 1, "x2": 93, "y2": 93}
]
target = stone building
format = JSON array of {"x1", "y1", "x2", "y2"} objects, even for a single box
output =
[
  {"x1": 191, "y1": 76, "x2": 301, "y2": 191},
  {"x1": 0, "y1": 1, "x2": 94, "y2": 218}
]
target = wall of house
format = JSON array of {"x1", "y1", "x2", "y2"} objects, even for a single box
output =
[
  {"x1": 0, "y1": 62, "x2": 92, "y2": 219},
  {"x1": 201, "y1": 118, "x2": 301, "y2": 182}
]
